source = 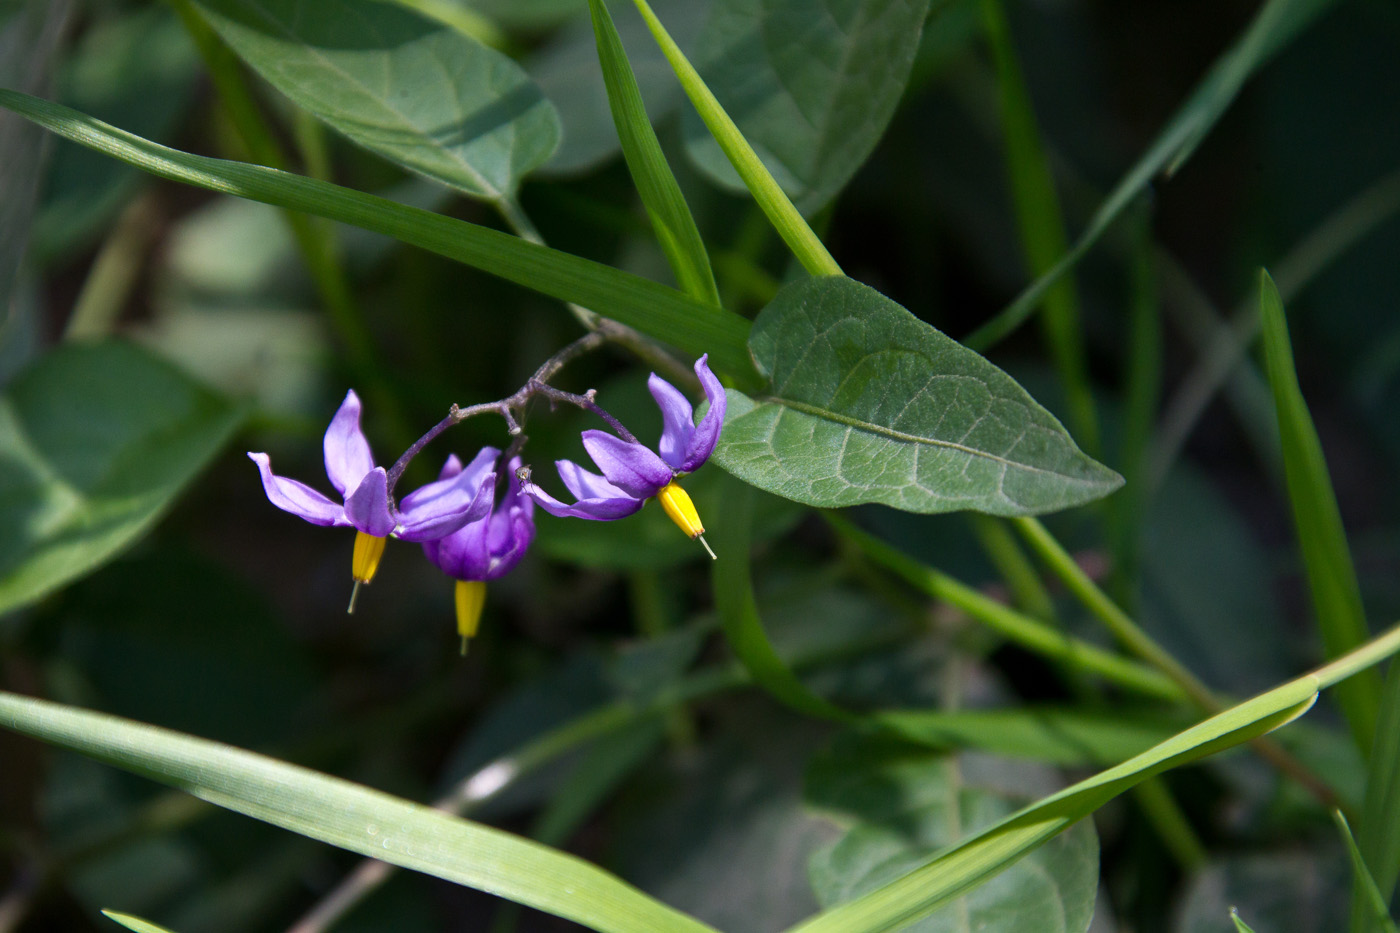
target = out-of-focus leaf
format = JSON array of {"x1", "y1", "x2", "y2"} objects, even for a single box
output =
[
  {"x1": 0, "y1": 690, "x2": 721, "y2": 933},
  {"x1": 1335, "y1": 810, "x2": 1400, "y2": 933},
  {"x1": 682, "y1": 0, "x2": 931, "y2": 215},
  {"x1": 1260, "y1": 269, "x2": 1379, "y2": 754},
  {"x1": 192, "y1": 0, "x2": 560, "y2": 202},
  {"x1": 102, "y1": 909, "x2": 183, "y2": 933},
  {"x1": 529, "y1": 0, "x2": 708, "y2": 175},
  {"x1": 1355, "y1": 663, "x2": 1400, "y2": 932},
  {"x1": 804, "y1": 732, "x2": 1099, "y2": 933},
  {"x1": 0, "y1": 341, "x2": 242, "y2": 615},
  {"x1": 35, "y1": 6, "x2": 198, "y2": 259},
  {"x1": 466, "y1": 0, "x2": 586, "y2": 30},
  {"x1": 712, "y1": 276, "x2": 1123, "y2": 515},
  {"x1": 0, "y1": 91, "x2": 756, "y2": 379},
  {"x1": 1175, "y1": 852, "x2": 1349, "y2": 933}
]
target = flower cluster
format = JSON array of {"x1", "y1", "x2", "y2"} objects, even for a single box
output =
[{"x1": 249, "y1": 351, "x2": 724, "y2": 650}]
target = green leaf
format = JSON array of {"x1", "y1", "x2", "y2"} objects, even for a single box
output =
[
  {"x1": 1259, "y1": 269, "x2": 1379, "y2": 754},
  {"x1": 629, "y1": 0, "x2": 841, "y2": 277},
  {"x1": 965, "y1": 0, "x2": 1338, "y2": 351},
  {"x1": 712, "y1": 276, "x2": 1122, "y2": 515},
  {"x1": 1231, "y1": 907, "x2": 1259, "y2": 933},
  {"x1": 0, "y1": 691, "x2": 719, "y2": 933},
  {"x1": 587, "y1": 0, "x2": 718, "y2": 305},
  {"x1": 0, "y1": 90, "x2": 756, "y2": 381},
  {"x1": 681, "y1": 0, "x2": 931, "y2": 216},
  {"x1": 0, "y1": 341, "x2": 242, "y2": 615},
  {"x1": 1355, "y1": 663, "x2": 1400, "y2": 932},
  {"x1": 1335, "y1": 811, "x2": 1400, "y2": 933},
  {"x1": 102, "y1": 910, "x2": 182, "y2": 933},
  {"x1": 191, "y1": 0, "x2": 560, "y2": 202},
  {"x1": 804, "y1": 733, "x2": 1099, "y2": 932}
]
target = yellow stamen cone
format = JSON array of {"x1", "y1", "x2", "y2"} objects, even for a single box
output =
[
  {"x1": 455, "y1": 580, "x2": 487, "y2": 655},
  {"x1": 347, "y1": 532, "x2": 388, "y2": 613},
  {"x1": 656, "y1": 481, "x2": 716, "y2": 560}
]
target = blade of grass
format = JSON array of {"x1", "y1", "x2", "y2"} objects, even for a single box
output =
[
  {"x1": 965, "y1": 0, "x2": 1337, "y2": 352},
  {"x1": 978, "y1": 0, "x2": 1098, "y2": 456},
  {"x1": 1355, "y1": 662, "x2": 1400, "y2": 932},
  {"x1": 0, "y1": 89, "x2": 756, "y2": 383},
  {"x1": 102, "y1": 911, "x2": 180, "y2": 933},
  {"x1": 0, "y1": 690, "x2": 719, "y2": 933},
  {"x1": 785, "y1": 623, "x2": 1400, "y2": 933},
  {"x1": 587, "y1": 0, "x2": 719, "y2": 306},
  {"x1": 827, "y1": 513, "x2": 1186, "y2": 702},
  {"x1": 1232, "y1": 908, "x2": 1260, "y2": 933},
  {"x1": 1259, "y1": 269, "x2": 1379, "y2": 754},
  {"x1": 628, "y1": 0, "x2": 842, "y2": 278},
  {"x1": 1337, "y1": 810, "x2": 1400, "y2": 933}
]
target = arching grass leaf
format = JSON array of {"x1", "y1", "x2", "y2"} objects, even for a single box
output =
[{"x1": 711, "y1": 276, "x2": 1122, "y2": 515}]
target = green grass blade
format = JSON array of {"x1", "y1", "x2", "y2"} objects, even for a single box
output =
[
  {"x1": 711, "y1": 479, "x2": 857, "y2": 723},
  {"x1": 102, "y1": 911, "x2": 181, "y2": 933},
  {"x1": 1337, "y1": 810, "x2": 1400, "y2": 933},
  {"x1": 1259, "y1": 269, "x2": 1379, "y2": 754},
  {"x1": 1232, "y1": 908, "x2": 1259, "y2": 933},
  {"x1": 1355, "y1": 663, "x2": 1400, "y2": 931},
  {"x1": 978, "y1": 0, "x2": 1098, "y2": 456},
  {"x1": 628, "y1": 0, "x2": 842, "y2": 278},
  {"x1": 0, "y1": 692, "x2": 719, "y2": 933},
  {"x1": 965, "y1": 0, "x2": 1337, "y2": 352},
  {"x1": 587, "y1": 0, "x2": 719, "y2": 306},
  {"x1": 0, "y1": 89, "x2": 756, "y2": 382}
]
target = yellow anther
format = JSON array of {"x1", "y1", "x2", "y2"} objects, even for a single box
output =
[
  {"x1": 455, "y1": 580, "x2": 488, "y2": 655},
  {"x1": 656, "y1": 481, "x2": 716, "y2": 560},
  {"x1": 347, "y1": 532, "x2": 388, "y2": 614}
]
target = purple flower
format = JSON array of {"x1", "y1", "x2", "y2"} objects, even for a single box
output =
[
  {"x1": 421, "y1": 449, "x2": 535, "y2": 650},
  {"x1": 249, "y1": 390, "x2": 497, "y2": 590},
  {"x1": 422, "y1": 449, "x2": 536, "y2": 583},
  {"x1": 522, "y1": 355, "x2": 725, "y2": 555}
]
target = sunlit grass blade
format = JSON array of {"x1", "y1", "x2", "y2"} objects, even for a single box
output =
[
  {"x1": 827, "y1": 514, "x2": 1185, "y2": 701},
  {"x1": 978, "y1": 0, "x2": 1098, "y2": 456},
  {"x1": 1232, "y1": 908, "x2": 1259, "y2": 933},
  {"x1": 784, "y1": 622, "x2": 1400, "y2": 933},
  {"x1": 965, "y1": 0, "x2": 1337, "y2": 352},
  {"x1": 587, "y1": 0, "x2": 719, "y2": 306},
  {"x1": 102, "y1": 911, "x2": 180, "y2": 933},
  {"x1": 628, "y1": 0, "x2": 842, "y2": 278},
  {"x1": 1354, "y1": 663, "x2": 1400, "y2": 932},
  {"x1": 1259, "y1": 268, "x2": 1379, "y2": 754},
  {"x1": 711, "y1": 479, "x2": 857, "y2": 723},
  {"x1": 1337, "y1": 810, "x2": 1400, "y2": 933},
  {"x1": 0, "y1": 90, "x2": 756, "y2": 382},
  {"x1": 0, "y1": 692, "x2": 719, "y2": 933}
]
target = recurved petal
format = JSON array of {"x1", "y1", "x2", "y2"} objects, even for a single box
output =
[
  {"x1": 324, "y1": 390, "x2": 377, "y2": 497},
  {"x1": 677, "y1": 354, "x2": 727, "y2": 473},
  {"x1": 523, "y1": 481, "x2": 644, "y2": 521},
  {"x1": 396, "y1": 465, "x2": 496, "y2": 542},
  {"x1": 343, "y1": 467, "x2": 396, "y2": 537},
  {"x1": 648, "y1": 373, "x2": 695, "y2": 471},
  {"x1": 556, "y1": 458, "x2": 630, "y2": 501},
  {"x1": 248, "y1": 452, "x2": 347, "y2": 527},
  {"x1": 580, "y1": 431, "x2": 674, "y2": 498}
]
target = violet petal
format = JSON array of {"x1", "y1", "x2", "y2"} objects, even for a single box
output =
[
  {"x1": 248, "y1": 452, "x2": 348, "y2": 527},
  {"x1": 396, "y1": 466, "x2": 496, "y2": 542},
  {"x1": 581, "y1": 431, "x2": 674, "y2": 498},
  {"x1": 677, "y1": 354, "x2": 727, "y2": 473},
  {"x1": 523, "y1": 481, "x2": 644, "y2": 520},
  {"x1": 342, "y1": 467, "x2": 396, "y2": 537},
  {"x1": 556, "y1": 459, "x2": 632, "y2": 501},
  {"x1": 648, "y1": 373, "x2": 695, "y2": 471},
  {"x1": 324, "y1": 390, "x2": 377, "y2": 497}
]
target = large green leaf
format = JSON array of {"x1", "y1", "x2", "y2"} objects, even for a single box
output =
[
  {"x1": 0, "y1": 341, "x2": 242, "y2": 615},
  {"x1": 681, "y1": 0, "x2": 931, "y2": 215},
  {"x1": 192, "y1": 0, "x2": 560, "y2": 202},
  {"x1": 804, "y1": 733, "x2": 1099, "y2": 933},
  {"x1": 711, "y1": 277, "x2": 1122, "y2": 515},
  {"x1": 0, "y1": 90, "x2": 756, "y2": 380}
]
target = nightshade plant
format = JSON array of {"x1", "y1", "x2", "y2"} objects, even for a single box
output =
[{"x1": 2, "y1": 1, "x2": 1400, "y2": 932}]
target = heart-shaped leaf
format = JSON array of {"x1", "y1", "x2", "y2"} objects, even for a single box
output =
[{"x1": 710, "y1": 277, "x2": 1121, "y2": 515}]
